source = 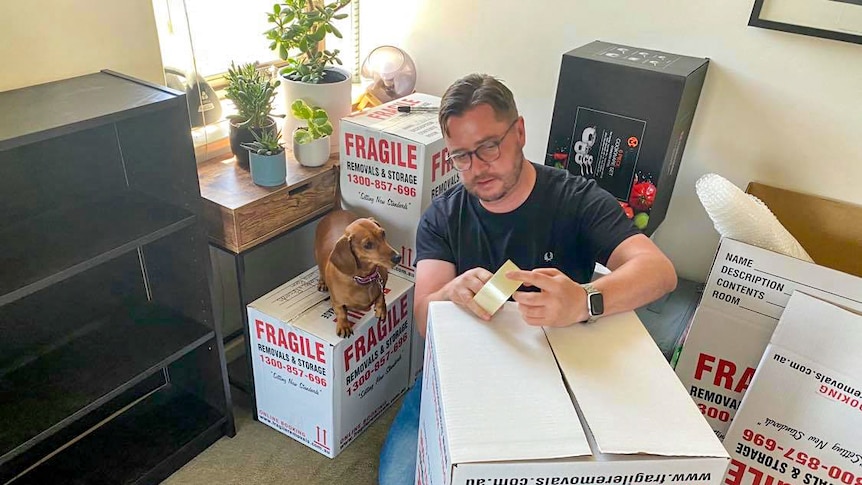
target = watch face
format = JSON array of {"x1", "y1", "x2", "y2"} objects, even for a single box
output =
[{"x1": 588, "y1": 292, "x2": 604, "y2": 315}]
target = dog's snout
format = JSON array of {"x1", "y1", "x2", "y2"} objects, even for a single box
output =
[{"x1": 391, "y1": 253, "x2": 402, "y2": 265}]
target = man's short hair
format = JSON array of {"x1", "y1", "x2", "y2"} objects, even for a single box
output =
[{"x1": 438, "y1": 74, "x2": 519, "y2": 137}]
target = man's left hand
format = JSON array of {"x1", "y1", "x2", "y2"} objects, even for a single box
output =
[{"x1": 507, "y1": 268, "x2": 589, "y2": 327}]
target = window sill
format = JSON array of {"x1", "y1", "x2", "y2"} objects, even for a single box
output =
[{"x1": 194, "y1": 81, "x2": 370, "y2": 164}]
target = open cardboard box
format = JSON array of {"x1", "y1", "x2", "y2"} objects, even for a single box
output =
[
  {"x1": 745, "y1": 182, "x2": 862, "y2": 278},
  {"x1": 673, "y1": 182, "x2": 862, "y2": 440},
  {"x1": 416, "y1": 302, "x2": 729, "y2": 485}
]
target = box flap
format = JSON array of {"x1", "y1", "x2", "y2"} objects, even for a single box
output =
[
  {"x1": 709, "y1": 238, "x2": 862, "y2": 326},
  {"x1": 772, "y1": 292, "x2": 862, "y2": 377},
  {"x1": 342, "y1": 93, "x2": 442, "y2": 144},
  {"x1": 247, "y1": 267, "x2": 328, "y2": 322},
  {"x1": 249, "y1": 267, "x2": 413, "y2": 344},
  {"x1": 428, "y1": 302, "x2": 591, "y2": 464},
  {"x1": 746, "y1": 182, "x2": 862, "y2": 278},
  {"x1": 294, "y1": 273, "x2": 413, "y2": 343},
  {"x1": 545, "y1": 312, "x2": 728, "y2": 458}
]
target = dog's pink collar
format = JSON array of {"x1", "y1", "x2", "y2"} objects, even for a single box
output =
[{"x1": 354, "y1": 267, "x2": 382, "y2": 287}]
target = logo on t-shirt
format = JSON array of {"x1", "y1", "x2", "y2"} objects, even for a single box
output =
[{"x1": 543, "y1": 251, "x2": 554, "y2": 263}]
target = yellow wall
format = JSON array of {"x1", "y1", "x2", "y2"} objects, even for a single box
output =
[
  {"x1": 360, "y1": 0, "x2": 862, "y2": 281},
  {"x1": 0, "y1": 0, "x2": 164, "y2": 92}
]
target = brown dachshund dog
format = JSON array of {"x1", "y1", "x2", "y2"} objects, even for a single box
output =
[{"x1": 314, "y1": 209, "x2": 402, "y2": 338}]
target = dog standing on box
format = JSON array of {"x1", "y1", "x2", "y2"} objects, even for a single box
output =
[{"x1": 314, "y1": 207, "x2": 401, "y2": 338}]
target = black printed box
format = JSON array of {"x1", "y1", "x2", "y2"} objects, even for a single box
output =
[{"x1": 546, "y1": 41, "x2": 709, "y2": 235}]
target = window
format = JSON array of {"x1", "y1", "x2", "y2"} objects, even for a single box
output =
[{"x1": 151, "y1": 0, "x2": 361, "y2": 161}]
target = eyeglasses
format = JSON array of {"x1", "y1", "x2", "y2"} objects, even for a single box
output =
[{"x1": 445, "y1": 118, "x2": 518, "y2": 172}]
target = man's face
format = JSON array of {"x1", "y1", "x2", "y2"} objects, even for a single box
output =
[{"x1": 443, "y1": 104, "x2": 525, "y2": 203}]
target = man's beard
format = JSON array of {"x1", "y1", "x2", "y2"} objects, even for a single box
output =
[{"x1": 466, "y1": 154, "x2": 525, "y2": 202}]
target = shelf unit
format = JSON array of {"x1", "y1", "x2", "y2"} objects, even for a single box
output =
[{"x1": 0, "y1": 71, "x2": 235, "y2": 484}]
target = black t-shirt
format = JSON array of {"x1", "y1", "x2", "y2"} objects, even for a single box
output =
[{"x1": 415, "y1": 163, "x2": 640, "y2": 284}]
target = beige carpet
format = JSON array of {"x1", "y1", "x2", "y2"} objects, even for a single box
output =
[{"x1": 163, "y1": 388, "x2": 402, "y2": 484}]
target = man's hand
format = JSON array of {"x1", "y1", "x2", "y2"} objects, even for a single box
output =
[
  {"x1": 507, "y1": 268, "x2": 589, "y2": 327},
  {"x1": 442, "y1": 267, "x2": 495, "y2": 321}
]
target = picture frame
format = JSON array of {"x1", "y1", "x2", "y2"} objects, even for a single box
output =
[{"x1": 749, "y1": 0, "x2": 862, "y2": 45}]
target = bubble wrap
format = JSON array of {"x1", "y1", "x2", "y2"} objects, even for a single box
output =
[{"x1": 696, "y1": 173, "x2": 813, "y2": 262}]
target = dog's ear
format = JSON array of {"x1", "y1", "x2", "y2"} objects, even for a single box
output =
[
  {"x1": 368, "y1": 217, "x2": 381, "y2": 227},
  {"x1": 330, "y1": 235, "x2": 358, "y2": 274}
]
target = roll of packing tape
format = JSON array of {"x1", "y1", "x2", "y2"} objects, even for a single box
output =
[{"x1": 472, "y1": 260, "x2": 522, "y2": 316}]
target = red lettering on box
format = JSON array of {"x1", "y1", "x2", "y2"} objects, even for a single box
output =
[
  {"x1": 407, "y1": 144, "x2": 418, "y2": 170},
  {"x1": 694, "y1": 352, "x2": 754, "y2": 393},
  {"x1": 344, "y1": 132, "x2": 355, "y2": 156},
  {"x1": 431, "y1": 148, "x2": 451, "y2": 182},
  {"x1": 254, "y1": 319, "x2": 327, "y2": 364},
  {"x1": 343, "y1": 295, "x2": 407, "y2": 372}
]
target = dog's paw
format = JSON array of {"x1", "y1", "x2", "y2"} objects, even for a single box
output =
[
  {"x1": 317, "y1": 279, "x2": 328, "y2": 292},
  {"x1": 374, "y1": 303, "x2": 387, "y2": 322},
  {"x1": 337, "y1": 322, "x2": 354, "y2": 338}
]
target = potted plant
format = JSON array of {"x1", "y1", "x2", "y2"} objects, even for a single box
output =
[
  {"x1": 266, "y1": 0, "x2": 352, "y2": 149},
  {"x1": 291, "y1": 99, "x2": 333, "y2": 167},
  {"x1": 224, "y1": 62, "x2": 280, "y2": 169},
  {"x1": 241, "y1": 128, "x2": 287, "y2": 187}
]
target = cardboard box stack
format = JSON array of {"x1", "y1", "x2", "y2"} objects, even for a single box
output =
[
  {"x1": 673, "y1": 238, "x2": 862, "y2": 441},
  {"x1": 247, "y1": 268, "x2": 414, "y2": 458},
  {"x1": 340, "y1": 93, "x2": 461, "y2": 283},
  {"x1": 340, "y1": 94, "x2": 462, "y2": 385},
  {"x1": 546, "y1": 41, "x2": 709, "y2": 235},
  {"x1": 417, "y1": 302, "x2": 729, "y2": 485},
  {"x1": 723, "y1": 292, "x2": 862, "y2": 485},
  {"x1": 674, "y1": 183, "x2": 862, "y2": 441}
]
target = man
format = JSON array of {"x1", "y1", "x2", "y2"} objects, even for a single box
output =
[{"x1": 378, "y1": 74, "x2": 677, "y2": 484}]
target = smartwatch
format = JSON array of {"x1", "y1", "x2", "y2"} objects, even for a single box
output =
[{"x1": 581, "y1": 283, "x2": 604, "y2": 323}]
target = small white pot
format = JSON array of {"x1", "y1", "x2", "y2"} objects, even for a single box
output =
[{"x1": 293, "y1": 134, "x2": 331, "y2": 167}]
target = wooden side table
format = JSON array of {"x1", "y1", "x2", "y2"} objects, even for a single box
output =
[{"x1": 197, "y1": 149, "x2": 338, "y2": 399}]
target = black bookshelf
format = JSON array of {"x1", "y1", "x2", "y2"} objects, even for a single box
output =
[
  {"x1": 0, "y1": 305, "x2": 213, "y2": 463},
  {"x1": 0, "y1": 191, "x2": 196, "y2": 306},
  {"x1": 12, "y1": 385, "x2": 225, "y2": 485},
  {"x1": 0, "y1": 71, "x2": 235, "y2": 483}
]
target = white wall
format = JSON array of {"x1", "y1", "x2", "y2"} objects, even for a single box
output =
[
  {"x1": 0, "y1": 0, "x2": 164, "y2": 92},
  {"x1": 5, "y1": 1, "x2": 858, "y2": 281},
  {"x1": 361, "y1": 0, "x2": 862, "y2": 281}
]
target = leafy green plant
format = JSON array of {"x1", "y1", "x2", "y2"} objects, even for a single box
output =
[
  {"x1": 241, "y1": 128, "x2": 285, "y2": 155},
  {"x1": 291, "y1": 99, "x2": 333, "y2": 144},
  {"x1": 265, "y1": 0, "x2": 351, "y2": 83},
  {"x1": 224, "y1": 62, "x2": 280, "y2": 129}
]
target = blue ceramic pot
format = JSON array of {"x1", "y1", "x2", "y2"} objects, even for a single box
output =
[{"x1": 249, "y1": 151, "x2": 286, "y2": 187}]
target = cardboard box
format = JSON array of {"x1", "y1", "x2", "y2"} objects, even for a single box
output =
[
  {"x1": 746, "y1": 182, "x2": 862, "y2": 279},
  {"x1": 417, "y1": 302, "x2": 729, "y2": 485},
  {"x1": 247, "y1": 267, "x2": 414, "y2": 458},
  {"x1": 340, "y1": 93, "x2": 462, "y2": 282},
  {"x1": 723, "y1": 292, "x2": 862, "y2": 485},
  {"x1": 545, "y1": 41, "x2": 709, "y2": 235},
  {"x1": 673, "y1": 238, "x2": 862, "y2": 441},
  {"x1": 409, "y1": 313, "x2": 424, "y2": 386}
]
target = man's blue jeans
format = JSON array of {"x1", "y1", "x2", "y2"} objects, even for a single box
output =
[{"x1": 378, "y1": 373, "x2": 423, "y2": 485}]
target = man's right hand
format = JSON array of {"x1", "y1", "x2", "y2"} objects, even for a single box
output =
[{"x1": 442, "y1": 267, "x2": 494, "y2": 321}]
